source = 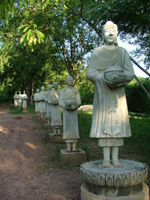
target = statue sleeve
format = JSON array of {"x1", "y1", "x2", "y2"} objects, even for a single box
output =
[
  {"x1": 122, "y1": 48, "x2": 135, "y2": 82},
  {"x1": 86, "y1": 50, "x2": 99, "y2": 83}
]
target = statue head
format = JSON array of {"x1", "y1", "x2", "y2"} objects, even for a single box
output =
[
  {"x1": 19, "y1": 91, "x2": 21, "y2": 94},
  {"x1": 48, "y1": 84, "x2": 52, "y2": 90},
  {"x1": 23, "y1": 90, "x2": 26, "y2": 94},
  {"x1": 53, "y1": 82, "x2": 58, "y2": 89},
  {"x1": 66, "y1": 76, "x2": 73, "y2": 86},
  {"x1": 41, "y1": 86, "x2": 45, "y2": 91},
  {"x1": 37, "y1": 88, "x2": 39, "y2": 93},
  {"x1": 102, "y1": 21, "x2": 118, "y2": 45}
]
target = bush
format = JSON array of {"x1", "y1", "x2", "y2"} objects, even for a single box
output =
[{"x1": 126, "y1": 78, "x2": 150, "y2": 113}]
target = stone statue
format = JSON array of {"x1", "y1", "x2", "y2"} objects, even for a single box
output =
[
  {"x1": 45, "y1": 84, "x2": 52, "y2": 125},
  {"x1": 13, "y1": 91, "x2": 18, "y2": 107},
  {"x1": 18, "y1": 91, "x2": 23, "y2": 108},
  {"x1": 34, "y1": 89, "x2": 40, "y2": 116},
  {"x1": 50, "y1": 82, "x2": 62, "y2": 135},
  {"x1": 59, "y1": 76, "x2": 81, "y2": 152},
  {"x1": 39, "y1": 86, "x2": 47, "y2": 119},
  {"x1": 22, "y1": 90, "x2": 28, "y2": 111},
  {"x1": 86, "y1": 21, "x2": 135, "y2": 168}
]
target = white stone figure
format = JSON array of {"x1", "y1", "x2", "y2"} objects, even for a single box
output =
[
  {"x1": 22, "y1": 90, "x2": 28, "y2": 111},
  {"x1": 59, "y1": 76, "x2": 81, "y2": 152},
  {"x1": 18, "y1": 91, "x2": 23, "y2": 108},
  {"x1": 39, "y1": 86, "x2": 47, "y2": 119},
  {"x1": 50, "y1": 82, "x2": 62, "y2": 135},
  {"x1": 34, "y1": 89, "x2": 40, "y2": 116},
  {"x1": 13, "y1": 91, "x2": 18, "y2": 107},
  {"x1": 45, "y1": 85, "x2": 52, "y2": 125},
  {"x1": 86, "y1": 21, "x2": 134, "y2": 168}
]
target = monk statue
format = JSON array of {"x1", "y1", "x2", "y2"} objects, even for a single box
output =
[
  {"x1": 86, "y1": 21, "x2": 134, "y2": 168},
  {"x1": 59, "y1": 76, "x2": 81, "y2": 152},
  {"x1": 34, "y1": 89, "x2": 40, "y2": 117},
  {"x1": 45, "y1": 84, "x2": 52, "y2": 125},
  {"x1": 22, "y1": 90, "x2": 28, "y2": 111},
  {"x1": 50, "y1": 82, "x2": 62, "y2": 135}
]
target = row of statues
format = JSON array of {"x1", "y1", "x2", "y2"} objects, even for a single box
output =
[
  {"x1": 13, "y1": 91, "x2": 28, "y2": 111},
  {"x1": 34, "y1": 76, "x2": 81, "y2": 152}
]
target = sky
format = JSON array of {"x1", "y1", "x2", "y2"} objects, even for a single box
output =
[{"x1": 118, "y1": 39, "x2": 149, "y2": 78}]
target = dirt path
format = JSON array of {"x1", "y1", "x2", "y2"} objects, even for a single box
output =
[{"x1": 0, "y1": 105, "x2": 82, "y2": 200}]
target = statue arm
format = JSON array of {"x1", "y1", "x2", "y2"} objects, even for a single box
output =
[
  {"x1": 86, "y1": 52, "x2": 100, "y2": 83},
  {"x1": 59, "y1": 89, "x2": 66, "y2": 109},
  {"x1": 123, "y1": 49, "x2": 135, "y2": 82}
]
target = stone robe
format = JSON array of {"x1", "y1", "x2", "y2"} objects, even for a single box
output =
[
  {"x1": 86, "y1": 46, "x2": 134, "y2": 138},
  {"x1": 22, "y1": 94, "x2": 28, "y2": 109},
  {"x1": 59, "y1": 87, "x2": 81, "y2": 140},
  {"x1": 39, "y1": 91, "x2": 46, "y2": 113},
  {"x1": 13, "y1": 94, "x2": 18, "y2": 107},
  {"x1": 34, "y1": 92, "x2": 40, "y2": 112},
  {"x1": 50, "y1": 90, "x2": 62, "y2": 127},
  {"x1": 45, "y1": 90, "x2": 51, "y2": 119},
  {"x1": 18, "y1": 94, "x2": 22, "y2": 108}
]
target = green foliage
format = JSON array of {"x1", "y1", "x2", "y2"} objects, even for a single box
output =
[
  {"x1": 8, "y1": 106, "x2": 23, "y2": 114},
  {"x1": 126, "y1": 78, "x2": 150, "y2": 113},
  {"x1": 125, "y1": 116, "x2": 150, "y2": 162},
  {"x1": 0, "y1": 85, "x2": 13, "y2": 103},
  {"x1": 76, "y1": 69, "x2": 94, "y2": 105}
]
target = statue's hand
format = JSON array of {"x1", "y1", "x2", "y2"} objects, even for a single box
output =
[
  {"x1": 71, "y1": 105, "x2": 76, "y2": 109},
  {"x1": 112, "y1": 74, "x2": 125, "y2": 84}
]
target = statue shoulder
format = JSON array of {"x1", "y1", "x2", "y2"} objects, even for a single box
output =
[{"x1": 93, "y1": 46, "x2": 105, "y2": 55}]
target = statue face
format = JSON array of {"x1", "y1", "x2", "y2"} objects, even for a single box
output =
[
  {"x1": 103, "y1": 26, "x2": 117, "y2": 45},
  {"x1": 48, "y1": 85, "x2": 52, "y2": 90},
  {"x1": 41, "y1": 86, "x2": 45, "y2": 91},
  {"x1": 66, "y1": 76, "x2": 73, "y2": 86},
  {"x1": 53, "y1": 82, "x2": 58, "y2": 89}
]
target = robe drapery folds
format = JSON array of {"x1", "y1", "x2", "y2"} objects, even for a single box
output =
[
  {"x1": 59, "y1": 87, "x2": 81, "y2": 140},
  {"x1": 87, "y1": 46, "x2": 134, "y2": 138},
  {"x1": 50, "y1": 90, "x2": 62, "y2": 127}
]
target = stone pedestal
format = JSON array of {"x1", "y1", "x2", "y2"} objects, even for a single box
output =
[
  {"x1": 49, "y1": 133, "x2": 64, "y2": 143},
  {"x1": 80, "y1": 160, "x2": 149, "y2": 200},
  {"x1": 60, "y1": 149, "x2": 86, "y2": 166}
]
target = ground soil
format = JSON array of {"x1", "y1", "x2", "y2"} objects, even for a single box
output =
[
  {"x1": 0, "y1": 105, "x2": 82, "y2": 200},
  {"x1": 0, "y1": 105, "x2": 149, "y2": 200}
]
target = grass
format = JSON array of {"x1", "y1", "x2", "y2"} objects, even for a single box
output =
[
  {"x1": 8, "y1": 106, "x2": 23, "y2": 114},
  {"x1": 78, "y1": 110, "x2": 150, "y2": 163}
]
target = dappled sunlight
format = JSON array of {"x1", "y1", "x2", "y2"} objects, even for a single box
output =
[
  {"x1": 25, "y1": 142, "x2": 40, "y2": 150},
  {"x1": 50, "y1": 193, "x2": 67, "y2": 200},
  {"x1": 0, "y1": 125, "x2": 9, "y2": 134}
]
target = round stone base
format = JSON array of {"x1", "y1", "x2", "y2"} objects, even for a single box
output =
[{"x1": 81, "y1": 183, "x2": 149, "y2": 200}]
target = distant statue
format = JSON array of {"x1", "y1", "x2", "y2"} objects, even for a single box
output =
[
  {"x1": 34, "y1": 89, "x2": 40, "y2": 116},
  {"x1": 39, "y1": 86, "x2": 47, "y2": 119},
  {"x1": 59, "y1": 76, "x2": 81, "y2": 152},
  {"x1": 22, "y1": 90, "x2": 28, "y2": 111},
  {"x1": 13, "y1": 91, "x2": 18, "y2": 107},
  {"x1": 18, "y1": 91, "x2": 22, "y2": 108},
  {"x1": 86, "y1": 21, "x2": 134, "y2": 168},
  {"x1": 45, "y1": 85, "x2": 52, "y2": 125},
  {"x1": 50, "y1": 82, "x2": 62, "y2": 135}
]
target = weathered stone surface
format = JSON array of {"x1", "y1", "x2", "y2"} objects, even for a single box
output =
[
  {"x1": 81, "y1": 182, "x2": 149, "y2": 200},
  {"x1": 49, "y1": 133, "x2": 64, "y2": 144},
  {"x1": 60, "y1": 149, "x2": 86, "y2": 166},
  {"x1": 80, "y1": 160, "x2": 148, "y2": 188}
]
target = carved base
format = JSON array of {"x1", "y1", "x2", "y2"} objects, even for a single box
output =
[
  {"x1": 49, "y1": 133, "x2": 64, "y2": 143},
  {"x1": 81, "y1": 183, "x2": 149, "y2": 200},
  {"x1": 60, "y1": 149, "x2": 86, "y2": 166},
  {"x1": 80, "y1": 160, "x2": 149, "y2": 199}
]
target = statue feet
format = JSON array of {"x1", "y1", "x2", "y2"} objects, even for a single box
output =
[
  {"x1": 113, "y1": 160, "x2": 123, "y2": 168},
  {"x1": 102, "y1": 160, "x2": 112, "y2": 168}
]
